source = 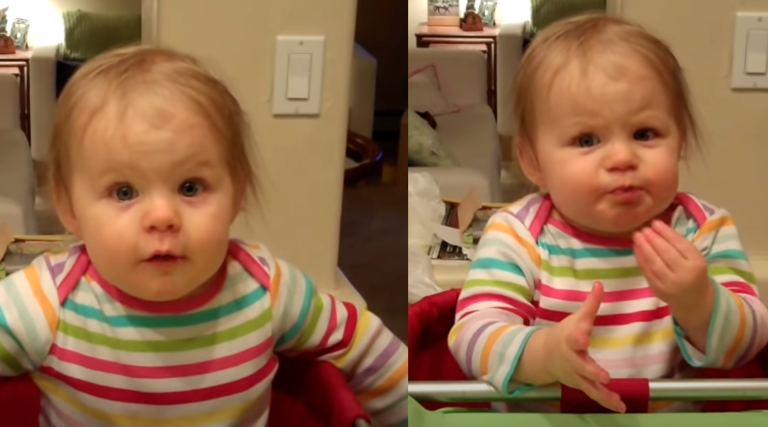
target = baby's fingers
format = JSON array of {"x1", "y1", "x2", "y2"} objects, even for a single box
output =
[
  {"x1": 567, "y1": 350, "x2": 609, "y2": 384},
  {"x1": 577, "y1": 376, "x2": 627, "y2": 414}
]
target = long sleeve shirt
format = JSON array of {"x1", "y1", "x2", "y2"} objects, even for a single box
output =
[
  {"x1": 448, "y1": 192, "x2": 768, "y2": 395},
  {"x1": 0, "y1": 239, "x2": 408, "y2": 426}
]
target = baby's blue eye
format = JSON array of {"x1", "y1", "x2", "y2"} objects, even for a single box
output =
[
  {"x1": 113, "y1": 185, "x2": 137, "y2": 202},
  {"x1": 576, "y1": 134, "x2": 598, "y2": 148},
  {"x1": 179, "y1": 181, "x2": 202, "y2": 197},
  {"x1": 633, "y1": 128, "x2": 656, "y2": 141}
]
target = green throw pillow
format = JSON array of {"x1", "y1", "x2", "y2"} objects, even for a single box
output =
[
  {"x1": 530, "y1": 0, "x2": 607, "y2": 33},
  {"x1": 407, "y1": 108, "x2": 457, "y2": 167},
  {"x1": 59, "y1": 9, "x2": 142, "y2": 61}
]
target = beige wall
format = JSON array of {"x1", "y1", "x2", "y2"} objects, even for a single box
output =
[
  {"x1": 148, "y1": 0, "x2": 362, "y2": 303},
  {"x1": 621, "y1": 0, "x2": 768, "y2": 258}
]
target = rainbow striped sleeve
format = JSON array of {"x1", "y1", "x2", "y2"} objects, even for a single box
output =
[
  {"x1": 448, "y1": 208, "x2": 542, "y2": 394},
  {"x1": 270, "y1": 259, "x2": 407, "y2": 426},
  {"x1": 676, "y1": 209, "x2": 768, "y2": 368},
  {"x1": 0, "y1": 253, "x2": 61, "y2": 376}
]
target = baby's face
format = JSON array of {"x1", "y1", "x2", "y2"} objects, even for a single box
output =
[
  {"x1": 61, "y1": 103, "x2": 240, "y2": 302},
  {"x1": 523, "y1": 57, "x2": 681, "y2": 237}
]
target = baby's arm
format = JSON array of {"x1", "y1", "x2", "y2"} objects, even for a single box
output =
[
  {"x1": 677, "y1": 209, "x2": 768, "y2": 368},
  {"x1": 271, "y1": 259, "x2": 407, "y2": 427},
  {"x1": 0, "y1": 256, "x2": 60, "y2": 375},
  {"x1": 448, "y1": 212, "x2": 551, "y2": 393}
]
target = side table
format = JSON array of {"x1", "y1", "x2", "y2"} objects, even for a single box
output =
[
  {"x1": 414, "y1": 23, "x2": 499, "y2": 115},
  {"x1": 0, "y1": 50, "x2": 31, "y2": 141}
]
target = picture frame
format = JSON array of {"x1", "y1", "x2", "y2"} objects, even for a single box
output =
[
  {"x1": 9, "y1": 18, "x2": 29, "y2": 50},
  {"x1": 427, "y1": 0, "x2": 460, "y2": 27},
  {"x1": 477, "y1": 0, "x2": 498, "y2": 27}
]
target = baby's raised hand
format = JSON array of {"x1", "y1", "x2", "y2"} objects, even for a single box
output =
[
  {"x1": 543, "y1": 282, "x2": 626, "y2": 413},
  {"x1": 633, "y1": 220, "x2": 712, "y2": 310}
]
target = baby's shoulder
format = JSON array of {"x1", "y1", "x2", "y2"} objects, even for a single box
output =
[
  {"x1": 488, "y1": 193, "x2": 551, "y2": 236},
  {"x1": 675, "y1": 192, "x2": 731, "y2": 227},
  {"x1": 226, "y1": 239, "x2": 280, "y2": 290}
]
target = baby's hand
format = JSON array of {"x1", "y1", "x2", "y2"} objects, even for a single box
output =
[
  {"x1": 543, "y1": 282, "x2": 626, "y2": 413},
  {"x1": 633, "y1": 220, "x2": 711, "y2": 310}
]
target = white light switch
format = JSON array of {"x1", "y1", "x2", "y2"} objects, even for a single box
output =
[
  {"x1": 732, "y1": 12, "x2": 768, "y2": 89},
  {"x1": 287, "y1": 53, "x2": 312, "y2": 99},
  {"x1": 273, "y1": 36, "x2": 325, "y2": 115},
  {"x1": 745, "y1": 29, "x2": 768, "y2": 74}
]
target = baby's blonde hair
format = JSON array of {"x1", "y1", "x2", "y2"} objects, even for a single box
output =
[
  {"x1": 513, "y1": 14, "x2": 700, "y2": 155},
  {"x1": 47, "y1": 44, "x2": 257, "y2": 206}
]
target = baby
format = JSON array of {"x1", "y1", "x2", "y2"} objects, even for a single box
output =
[
  {"x1": 449, "y1": 14, "x2": 768, "y2": 413},
  {"x1": 0, "y1": 46, "x2": 407, "y2": 426}
]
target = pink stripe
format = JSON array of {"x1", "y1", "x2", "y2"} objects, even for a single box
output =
[
  {"x1": 48, "y1": 336, "x2": 272, "y2": 379},
  {"x1": 597, "y1": 351, "x2": 674, "y2": 371},
  {"x1": 722, "y1": 281, "x2": 759, "y2": 298},
  {"x1": 539, "y1": 282, "x2": 656, "y2": 303},
  {"x1": 674, "y1": 193, "x2": 707, "y2": 227},
  {"x1": 457, "y1": 293, "x2": 536, "y2": 322},
  {"x1": 38, "y1": 357, "x2": 278, "y2": 405},
  {"x1": 537, "y1": 305, "x2": 670, "y2": 326},
  {"x1": 228, "y1": 241, "x2": 271, "y2": 287},
  {"x1": 547, "y1": 217, "x2": 634, "y2": 248},
  {"x1": 57, "y1": 248, "x2": 90, "y2": 304},
  {"x1": 528, "y1": 196, "x2": 553, "y2": 241},
  {"x1": 457, "y1": 306, "x2": 532, "y2": 326}
]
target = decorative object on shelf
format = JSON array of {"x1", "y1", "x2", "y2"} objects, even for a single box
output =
[
  {"x1": 9, "y1": 18, "x2": 29, "y2": 50},
  {"x1": 427, "y1": 0, "x2": 460, "y2": 27},
  {"x1": 478, "y1": 0, "x2": 499, "y2": 27},
  {"x1": 0, "y1": 34, "x2": 14, "y2": 54},
  {"x1": 0, "y1": 6, "x2": 8, "y2": 34},
  {"x1": 461, "y1": 0, "x2": 484, "y2": 31}
]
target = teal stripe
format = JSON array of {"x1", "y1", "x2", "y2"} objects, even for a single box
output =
[
  {"x1": 490, "y1": 325, "x2": 526, "y2": 372},
  {"x1": 0, "y1": 302, "x2": 30, "y2": 371},
  {"x1": 275, "y1": 272, "x2": 315, "y2": 348},
  {"x1": 5, "y1": 278, "x2": 45, "y2": 364},
  {"x1": 470, "y1": 258, "x2": 525, "y2": 276},
  {"x1": 63, "y1": 270, "x2": 267, "y2": 328},
  {"x1": 538, "y1": 242, "x2": 633, "y2": 259},
  {"x1": 275, "y1": 262, "x2": 295, "y2": 338},
  {"x1": 707, "y1": 249, "x2": 747, "y2": 262}
]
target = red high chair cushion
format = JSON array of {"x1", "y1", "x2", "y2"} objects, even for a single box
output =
[
  {"x1": 697, "y1": 342, "x2": 768, "y2": 412},
  {"x1": 268, "y1": 357, "x2": 370, "y2": 427},
  {"x1": 408, "y1": 289, "x2": 490, "y2": 411}
]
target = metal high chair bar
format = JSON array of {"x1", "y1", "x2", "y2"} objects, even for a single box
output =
[{"x1": 409, "y1": 379, "x2": 768, "y2": 402}]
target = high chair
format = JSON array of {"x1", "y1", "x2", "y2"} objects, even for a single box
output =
[{"x1": 408, "y1": 288, "x2": 768, "y2": 421}]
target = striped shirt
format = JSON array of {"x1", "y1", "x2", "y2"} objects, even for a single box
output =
[
  {"x1": 449, "y1": 192, "x2": 768, "y2": 396},
  {"x1": 0, "y1": 240, "x2": 407, "y2": 426}
]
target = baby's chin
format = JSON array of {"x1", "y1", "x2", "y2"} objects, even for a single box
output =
[{"x1": 115, "y1": 280, "x2": 205, "y2": 303}]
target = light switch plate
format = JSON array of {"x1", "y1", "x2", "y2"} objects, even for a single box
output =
[
  {"x1": 273, "y1": 35, "x2": 325, "y2": 116},
  {"x1": 731, "y1": 12, "x2": 768, "y2": 89}
]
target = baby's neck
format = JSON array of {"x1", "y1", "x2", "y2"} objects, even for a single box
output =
[{"x1": 551, "y1": 203, "x2": 677, "y2": 239}]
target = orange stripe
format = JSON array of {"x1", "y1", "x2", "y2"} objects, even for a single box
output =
[
  {"x1": 695, "y1": 216, "x2": 734, "y2": 242},
  {"x1": 487, "y1": 222, "x2": 540, "y2": 267},
  {"x1": 723, "y1": 292, "x2": 747, "y2": 366},
  {"x1": 480, "y1": 324, "x2": 516, "y2": 376},
  {"x1": 269, "y1": 262, "x2": 282, "y2": 305},
  {"x1": 357, "y1": 358, "x2": 408, "y2": 403},
  {"x1": 22, "y1": 266, "x2": 57, "y2": 335}
]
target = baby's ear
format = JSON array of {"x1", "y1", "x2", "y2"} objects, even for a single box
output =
[
  {"x1": 51, "y1": 187, "x2": 80, "y2": 236},
  {"x1": 515, "y1": 138, "x2": 545, "y2": 189}
]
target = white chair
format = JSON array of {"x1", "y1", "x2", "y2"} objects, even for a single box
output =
[{"x1": 0, "y1": 74, "x2": 37, "y2": 234}]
